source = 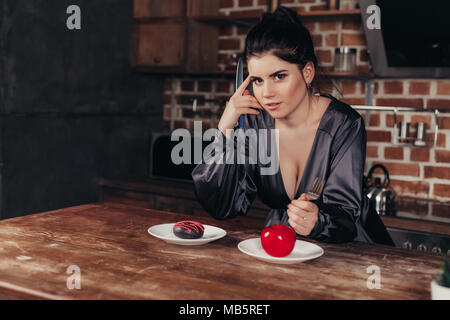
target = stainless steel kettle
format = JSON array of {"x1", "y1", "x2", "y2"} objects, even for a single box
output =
[{"x1": 364, "y1": 164, "x2": 397, "y2": 216}]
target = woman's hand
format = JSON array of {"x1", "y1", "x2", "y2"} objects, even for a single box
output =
[
  {"x1": 286, "y1": 193, "x2": 319, "y2": 236},
  {"x1": 218, "y1": 75, "x2": 263, "y2": 137}
]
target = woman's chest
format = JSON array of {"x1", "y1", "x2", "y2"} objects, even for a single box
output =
[
  {"x1": 277, "y1": 133, "x2": 316, "y2": 200},
  {"x1": 256, "y1": 127, "x2": 333, "y2": 209}
]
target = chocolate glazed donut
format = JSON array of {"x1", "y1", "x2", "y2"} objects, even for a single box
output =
[{"x1": 173, "y1": 221, "x2": 205, "y2": 239}]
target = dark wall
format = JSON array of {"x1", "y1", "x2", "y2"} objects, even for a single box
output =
[{"x1": 0, "y1": 0, "x2": 164, "y2": 219}]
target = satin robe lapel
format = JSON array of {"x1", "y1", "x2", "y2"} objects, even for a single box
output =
[{"x1": 273, "y1": 96, "x2": 334, "y2": 204}]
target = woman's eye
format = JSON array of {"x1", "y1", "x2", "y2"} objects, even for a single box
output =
[
  {"x1": 251, "y1": 79, "x2": 263, "y2": 85},
  {"x1": 275, "y1": 74, "x2": 286, "y2": 80}
]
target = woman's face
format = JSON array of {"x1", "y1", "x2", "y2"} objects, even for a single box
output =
[{"x1": 247, "y1": 53, "x2": 310, "y2": 119}]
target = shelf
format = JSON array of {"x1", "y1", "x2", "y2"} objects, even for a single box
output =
[
  {"x1": 132, "y1": 65, "x2": 376, "y2": 80},
  {"x1": 352, "y1": 106, "x2": 450, "y2": 113},
  {"x1": 194, "y1": 9, "x2": 361, "y2": 26},
  {"x1": 299, "y1": 9, "x2": 361, "y2": 19},
  {"x1": 321, "y1": 71, "x2": 374, "y2": 79}
]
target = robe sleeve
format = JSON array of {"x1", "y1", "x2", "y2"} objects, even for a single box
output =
[
  {"x1": 307, "y1": 117, "x2": 366, "y2": 243},
  {"x1": 191, "y1": 128, "x2": 258, "y2": 220}
]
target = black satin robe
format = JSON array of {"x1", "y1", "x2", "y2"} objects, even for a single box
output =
[{"x1": 191, "y1": 94, "x2": 394, "y2": 245}]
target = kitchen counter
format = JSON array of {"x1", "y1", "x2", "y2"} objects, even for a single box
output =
[{"x1": 0, "y1": 202, "x2": 443, "y2": 299}]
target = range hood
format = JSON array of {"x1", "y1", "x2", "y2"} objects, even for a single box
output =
[{"x1": 359, "y1": 0, "x2": 450, "y2": 78}]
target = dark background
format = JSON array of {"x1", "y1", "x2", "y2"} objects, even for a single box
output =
[{"x1": 0, "y1": 0, "x2": 164, "y2": 219}]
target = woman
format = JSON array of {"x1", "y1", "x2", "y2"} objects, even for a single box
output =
[{"x1": 192, "y1": 6, "x2": 393, "y2": 245}]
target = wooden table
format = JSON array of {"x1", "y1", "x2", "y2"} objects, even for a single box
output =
[{"x1": 0, "y1": 202, "x2": 443, "y2": 300}]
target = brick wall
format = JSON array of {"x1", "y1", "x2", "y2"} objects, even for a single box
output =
[{"x1": 163, "y1": 0, "x2": 450, "y2": 203}]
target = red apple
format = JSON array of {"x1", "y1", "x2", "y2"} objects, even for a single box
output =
[{"x1": 260, "y1": 224, "x2": 296, "y2": 257}]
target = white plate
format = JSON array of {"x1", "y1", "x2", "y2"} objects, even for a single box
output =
[
  {"x1": 237, "y1": 238, "x2": 324, "y2": 264},
  {"x1": 148, "y1": 223, "x2": 226, "y2": 246}
]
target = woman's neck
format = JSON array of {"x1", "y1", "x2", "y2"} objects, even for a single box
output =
[{"x1": 276, "y1": 94, "x2": 319, "y2": 132}]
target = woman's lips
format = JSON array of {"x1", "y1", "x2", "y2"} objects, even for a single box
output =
[{"x1": 266, "y1": 102, "x2": 281, "y2": 110}]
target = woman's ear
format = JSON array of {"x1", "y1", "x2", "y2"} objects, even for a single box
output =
[{"x1": 302, "y1": 62, "x2": 315, "y2": 85}]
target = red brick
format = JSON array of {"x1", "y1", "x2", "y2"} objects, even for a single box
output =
[
  {"x1": 356, "y1": 65, "x2": 371, "y2": 74},
  {"x1": 396, "y1": 198, "x2": 429, "y2": 216},
  {"x1": 360, "y1": 113, "x2": 380, "y2": 127},
  {"x1": 219, "y1": 25, "x2": 233, "y2": 36},
  {"x1": 435, "y1": 150, "x2": 450, "y2": 163},
  {"x1": 424, "y1": 166, "x2": 450, "y2": 180},
  {"x1": 310, "y1": 5, "x2": 328, "y2": 11},
  {"x1": 385, "y1": 114, "x2": 404, "y2": 127},
  {"x1": 237, "y1": 25, "x2": 250, "y2": 35},
  {"x1": 384, "y1": 147, "x2": 403, "y2": 160},
  {"x1": 312, "y1": 34, "x2": 323, "y2": 48},
  {"x1": 376, "y1": 98, "x2": 423, "y2": 108},
  {"x1": 319, "y1": 22, "x2": 337, "y2": 31},
  {"x1": 431, "y1": 203, "x2": 450, "y2": 219},
  {"x1": 341, "y1": 98, "x2": 366, "y2": 105},
  {"x1": 163, "y1": 106, "x2": 171, "y2": 119},
  {"x1": 216, "y1": 81, "x2": 231, "y2": 93},
  {"x1": 437, "y1": 117, "x2": 450, "y2": 129},
  {"x1": 181, "y1": 80, "x2": 195, "y2": 91},
  {"x1": 426, "y1": 133, "x2": 447, "y2": 148},
  {"x1": 324, "y1": 34, "x2": 337, "y2": 47},
  {"x1": 437, "y1": 133, "x2": 447, "y2": 148},
  {"x1": 434, "y1": 184, "x2": 450, "y2": 198},
  {"x1": 409, "y1": 81, "x2": 430, "y2": 95},
  {"x1": 238, "y1": 0, "x2": 253, "y2": 7},
  {"x1": 342, "y1": 21, "x2": 361, "y2": 30},
  {"x1": 220, "y1": 0, "x2": 234, "y2": 9},
  {"x1": 383, "y1": 81, "x2": 403, "y2": 94},
  {"x1": 427, "y1": 99, "x2": 450, "y2": 109},
  {"x1": 366, "y1": 130, "x2": 391, "y2": 142},
  {"x1": 341, "y1": 80, "x2": 357, "y2": 95},
  {"x1": 316, "y1": 49, "x2": 332, "y2": 63},
  {"x1": 390, "y1": 179, "x2": 429, "y2": 196},
  {"x1": 377, "y1": 162, "x2": 420, "y2": 177},
  {"x1": 198, "y1": 80, "x2": 212, "y2": 92},
  {"x1": 303, "y1": 22, "x2": 315, "y2": 32},
  {"x1": 437, "y1": 81, "x2": 450, "y2": 95},
  {"x1": 410, "y1": 115, "x2": 432, "y2": 128},
  {"x1": 163, "y1": 120, "x2": 171, "y2": 132},
  {"x1": 410, "y1": 148, "x2": 430, "y2": 162},
  {"x1": 366, "y1": 145, "x2": 378, "y2": 158},
  {"x1": 173, "y1": 120, "x2": 188, "y2": 130},
  {"x1": 164, "y1": 80, "x2": 172, "y2": 91},
  {"x1": 341, "y1": 33, "x2": 366, "y2": 46}
]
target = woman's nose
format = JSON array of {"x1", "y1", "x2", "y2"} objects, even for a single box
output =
[{"x1": 262, "y1": 82, "x2": 275, "y2": 98}]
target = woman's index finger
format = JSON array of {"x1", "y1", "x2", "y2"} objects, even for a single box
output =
[{"x1": 236, "y1": 75, "x2": 252, "y2": 95}]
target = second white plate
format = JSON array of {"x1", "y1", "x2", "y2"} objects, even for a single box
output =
[{"x1": 237, "y1": 238, "x2": 324, "y2": 264}]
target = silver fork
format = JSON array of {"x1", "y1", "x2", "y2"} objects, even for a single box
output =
[{"x1": 305, "y1": 177, "x2": 325, "y2": 200}]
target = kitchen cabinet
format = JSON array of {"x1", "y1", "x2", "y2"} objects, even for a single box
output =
[{"x1": 131, "y1": 0, "x2": 219, "y2": 73}]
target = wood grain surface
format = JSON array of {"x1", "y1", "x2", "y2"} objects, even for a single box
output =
[{"x1": 0, "y1": 202, "x2": 443, "y2": 300}]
